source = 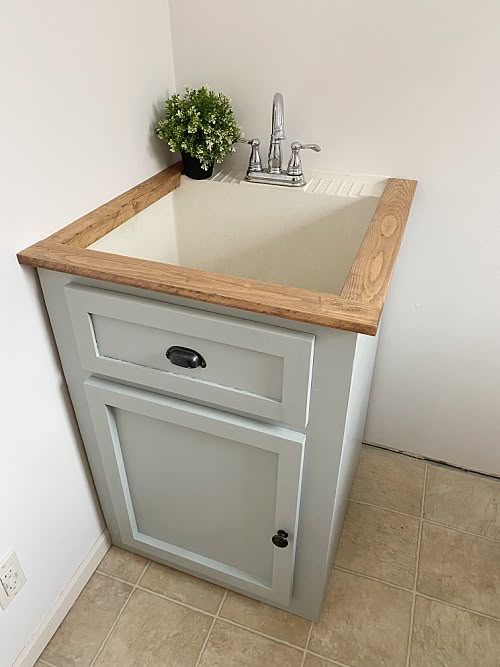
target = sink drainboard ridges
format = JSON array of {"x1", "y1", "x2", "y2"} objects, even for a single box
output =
[
  {"x1": 210, "y1": 168, "x2": 376, "y2": 198},
  {"x1": 312, "y1": 177, "x2": 326, "y2": 194},
  {"x1": 210, "y1": 168, "x2": 245, "y2": 183}
]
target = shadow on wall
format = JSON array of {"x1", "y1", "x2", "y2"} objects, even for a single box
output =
[
  {"x1": 27, "y1": 265, "x2": 105, "y2": 526},
  {"x1": 149, "y1": 89, "x2": 180, "y2": 169}
]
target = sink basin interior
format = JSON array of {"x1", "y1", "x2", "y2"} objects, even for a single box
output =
[{"x1": 89, "y1": 175, "x2": 384, "y2": 295}]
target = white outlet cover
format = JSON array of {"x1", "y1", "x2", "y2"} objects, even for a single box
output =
[{"x1": 0, "y1": 550, "x2": 27, "y2": 609}]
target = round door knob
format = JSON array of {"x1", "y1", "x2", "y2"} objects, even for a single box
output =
[{"x1": 272, "y1": 530, "x2": 289, "y2": 548}]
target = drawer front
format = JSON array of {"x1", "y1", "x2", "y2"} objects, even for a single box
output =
[
  {"x1": 65, "y1": 284, "x2": 314, "y2": 427},
  {"x1": 85, "y1": 378, "x2": 305, "y2": 606}
]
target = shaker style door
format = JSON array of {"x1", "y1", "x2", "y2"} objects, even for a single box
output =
[{"x1": 85, "y1": 378, "x2": 305, "y2": 606}]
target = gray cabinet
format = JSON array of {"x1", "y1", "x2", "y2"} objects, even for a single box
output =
[
  {"x1": 38, "y1": 269, "x2": 379, "y2": 620},
  {"x1": 85, "y1": 377, "x2": 305, "y2": 606}
]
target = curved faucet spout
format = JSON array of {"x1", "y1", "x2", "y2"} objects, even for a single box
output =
[
  {"x1": 269, "y1": 92, "x2": 286, "y2": 173},
  {"x1": 271, "y1": 92, "x2": 285, "y2": 140}
]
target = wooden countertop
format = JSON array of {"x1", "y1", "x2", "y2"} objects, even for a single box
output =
[{"x1": 17, "y1": 162, "x2": 416, "y2": 335}]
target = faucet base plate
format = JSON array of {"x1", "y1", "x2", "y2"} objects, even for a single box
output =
[{"x1": 245, "y1": 170, "x2": 306, "y2": 187}]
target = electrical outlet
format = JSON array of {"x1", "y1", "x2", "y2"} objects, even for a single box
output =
[{"x1": 0, "y1": 550, "x2": 26, "y2": 609}]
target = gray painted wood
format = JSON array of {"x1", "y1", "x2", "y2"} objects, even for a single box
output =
[
  {"x1": 85, "y1": 377, "x2": 304, "y2": 605},
  {"x1": 327, "y1": 330, "x2": 380, "y2": 566},
  {"x1": 65, "y1": 283, "x2": 314, "y2": 428},
  {"x1": 38, "y1": 268, "x2": 374, "y2": 620}
]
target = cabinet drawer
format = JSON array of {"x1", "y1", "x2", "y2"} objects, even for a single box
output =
[
  {"x1": 65, "y1": 284, "x2": 314, "y2": 427},
  {"x1": 85, "y1": 377, "x2": 305, "y2": 606}
]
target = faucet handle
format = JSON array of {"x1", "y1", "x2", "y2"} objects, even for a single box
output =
[
  {"x1": 287, "y1": 142, "x2": 321, "y2": 176},
  {"x1": 294, "y1": 143, "x2": 321, "y2": 152},
  {"x1": 238, "y1": 138, "x2": 263, "y2": 173}
]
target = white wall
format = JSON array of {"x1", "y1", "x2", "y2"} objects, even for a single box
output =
[
  {"x1": 169, "y1": 0, "x2": 500, "y2": 475},
  {"x1": 0, "y1": 1, "x2": 175, "y2": 664}
]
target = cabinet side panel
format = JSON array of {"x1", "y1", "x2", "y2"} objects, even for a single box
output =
[
  {"x1": 327, "y1": 330, "x2": 380, "y2": 567},
  {"x1": 287, "y1": 328, "x2": 358, "y2": 620}
]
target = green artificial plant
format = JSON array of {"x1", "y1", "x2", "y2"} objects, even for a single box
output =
[{"x1": 155, "y1": 86, "x2": 242, "y2": 170}]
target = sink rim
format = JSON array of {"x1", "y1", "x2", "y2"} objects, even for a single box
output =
[{"x1": 17, "y1": 161, "x2": 417, "y2": 335}]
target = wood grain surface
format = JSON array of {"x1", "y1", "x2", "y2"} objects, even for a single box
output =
[
  {"x1": 19, "y1": 242, "x2": 381, "y2": 334},
  {"x1": 17, "y1": 162, "x2": 417, "y2": 334},
  {"x1": 341, "y1": 178, "x2": 417, "y2": 305},
  {"x1": 47, "y1": 162, "x2": 183, "y2": 248}
]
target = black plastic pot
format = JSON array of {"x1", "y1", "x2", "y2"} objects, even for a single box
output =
[{"x1": 181, "y1": 152, "x2": 214, "y2": 180}]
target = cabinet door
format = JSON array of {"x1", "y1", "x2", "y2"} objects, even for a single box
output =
[{"x1": 85, "y1": 378, "x2": 305, "y2": 606}]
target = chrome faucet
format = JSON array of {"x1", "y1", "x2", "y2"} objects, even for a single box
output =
[
  {"x1": 240, "y1": 92, "x2": 320, "y2": 187},
  {"x1": 268, "y1": 92, "x2": 285, "y2": 173}
]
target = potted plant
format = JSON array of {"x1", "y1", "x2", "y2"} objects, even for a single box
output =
[{"x1": 155, "y1": 86, "x2": 242, "y2": 179}]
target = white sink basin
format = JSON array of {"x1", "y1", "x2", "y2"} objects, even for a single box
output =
[{"x1": 89, "y1": 168, "x2": 386, "y2": 295}]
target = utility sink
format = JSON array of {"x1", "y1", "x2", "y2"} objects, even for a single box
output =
[
  {"x1": 18, "y1": 162, "x2": 416, "y2": 333},
  {"x1": 89, "y1": 167, "x2": 386, "y2": 295}
]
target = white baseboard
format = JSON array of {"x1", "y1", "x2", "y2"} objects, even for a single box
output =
[{"x1": 13, "y1": 530, "x2": 111, "y2": 667}]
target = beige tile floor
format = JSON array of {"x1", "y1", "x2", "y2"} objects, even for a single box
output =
[{"x1": 37, "y1": 445, "x2": 500, "y2": 667}]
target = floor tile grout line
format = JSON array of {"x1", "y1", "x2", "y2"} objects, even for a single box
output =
[
  {"x1": 94, "y1": 566, "x2": 314, "y2": 651},
  {"x1": 91, "y1": 569, "x2": 312, "y2": 652},
  {"x1": 306, "y1": 649, "x2": 353, "y2": 666},
  {"x1": 405, "y1": 463, "x2": 427, "y2": 667},
  {"x1": 217, "y1": 617, "x2": 311, "y2": 652},
  {"x1": 336, "y1": 556, "x2": 500, "y2": 625},
  {"x1": 414, "y1": 464, "x2": 428, "y2": 589},
  {"x1": 404, "y1": 538, "x2": 419, "y2": 667},
  {"x1": 96, "y1": 569, "x2": 215, "y2": 618},
  {"x1": 349, "y1": 497, "x2": 500, "y2": 544},
  {"x1": 89, "y1": 560, "x2": 151, "y2": 666},
  {"x1": 416, "y1": 592, "x2": 500, "y2": 624},
  {"x1": 137, "y1": 558, "x2": 152, "y2": 584},
  {"x1": 420, "y1": 462, "x2": 428, "y2": 519},
  {"x1": 195, "y1": 589, "x2": 228, "y2": 667},
  {"x1": 333, "y1": 565, "x2": 413, "y2": 593},
  {"x1": 299, "y1": 622, "x2": 314, "y2": 667},
  {"x1": 96, "y1": 569, "x2": 145, "y2": 587},
  {"x1": 90, "y1": 585, "x2": 134, "y2": 665},
  {"x1": 349, "y1": 497, "x2": 422, "y2": 520},
  {"x1": 81, "y1": 568, "x2": 311, "y2": 653},
  {"x1": 134, "y1": 584, "x2": 216, "y2": 617},
  {"x1": 422, "y1": 518, "x2": 500, "y2": 544},
  {"x1": 39, "y1": 564, "x2": 148, "y2": 667}
]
